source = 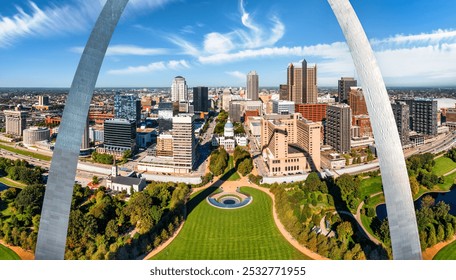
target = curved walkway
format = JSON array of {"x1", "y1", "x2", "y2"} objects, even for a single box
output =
[
  {"x1": 422, "y1": 235, "x2": 456, "y2": 260},
  {"x1": 0, "y1": 240, "x2": 34, "y2": 260},
  {"x1": 355, "y1": 192, "x2": 383, "y2": 245},
  {"x1": 145, "y1": 174, "x2": 328, "y2": 260}
]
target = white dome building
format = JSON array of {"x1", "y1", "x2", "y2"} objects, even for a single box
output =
[{"x1": 224, "y1": 119, "x2": 234, "y2": 138}]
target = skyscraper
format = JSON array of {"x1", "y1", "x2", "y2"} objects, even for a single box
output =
[
  {"x1": 391, "y1": 101, "x2": 410, "y2": 146},
  {"x1": 398, "y1": 98, "x2": 438, "y2": 136},
  {"x1": 172, "y1": 114, "x2": 196, "y2": 173},
  {"x1": 103, "y1": 119, "x2": 137, "y2": 153},
  {"x1": 338, "y1": 77, "x2": 357, "y2": 104},
  {"x1": 287, "y1": 60, "x2": 317, "y2": 104},
  {"x1": 4, "y1": 108, "x2": 27, "y2": 136},
  {"x1": 279, "y1": 84, "x2": 289, "y2": 100},
  {"x1": 81, "y1": 117, "x2": 90, "y2": 150},
  {"x1": 326, "y1": 104, "x2": 351, "y2": 153},
  {"x1": 171, "y1": 76, "x2": 188, "y2": 102},
  {"x1": 38, "y1": 95, "x2": 50, "y2": 106},
  {"x1": 305, "y1": 64, "x2": 318, "y2": 104},
  {"x1": 114, "y1": 93, "x2": 141, "y2": 125},
  {"x1": 247, "y1": 71, "x2": 259, "y2": 100},
  {"x1": 193, "y1": 86, "x2": 209, "y2": 113}
]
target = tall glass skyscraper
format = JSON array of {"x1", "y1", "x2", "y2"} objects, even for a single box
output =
[
  {"x1": 193, "y1": 86, "x2": 209, "y2": 113},
  {"x1": 114, "y1": 93, "x2": 141, "y2": 125}
]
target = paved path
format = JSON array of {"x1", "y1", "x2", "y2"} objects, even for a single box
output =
[
  {"x1": 0, "y1": 240, "x2": 34, "y2": 260},
  {"x1": 144, "y1": 174, "x2": 328, "y2": 260},
  {"x1": 355, "y1": 192, "x2": 383, "y2": 245},
  {"x1": 422, "y1": 235, "x2": 456, "y2": 260}
]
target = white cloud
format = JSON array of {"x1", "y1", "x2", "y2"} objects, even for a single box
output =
[
  {"x1": 71, "y1": 45, "x2": 168, "y2": 56},
  {"x1": 0, "y1": 0, "x2": 176, "y2": 48},
  {"x1": 226, "y1": 71, "x2": 246, "y2": 81},
  {"x1": 108, "y1": 59, "x2": 190, "y2": 75},
  {"x1": 204, "y1": 33, "x2": 235, "y2": 54}
]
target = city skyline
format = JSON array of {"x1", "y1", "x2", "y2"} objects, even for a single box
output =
[{"x1": 0, "y1": 0, "x2": 455, "y2": 88}]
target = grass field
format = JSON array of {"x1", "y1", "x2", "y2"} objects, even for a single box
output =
[
  {"x1": 151, "y1": 187, "x2": 310, "y2": 260},
  {"x1": 0, "y1": 244, "x2": 20, "y2": 260},
  {"x1": 224, "y1": 156, "x2": 241, "y2": 181},
  {"x1": 359, "y1": 176, "x2": 383, "y2": 200},
  {"x1": 433, "y1": 240, "x2": 456, "y2": 260},
  {"x1": 0, "y1": 177, "x2": 26, "y2": 188},
  {"x1": 433, "y1": 156, "x2": 456, "y2": 176},
  {"x1": 0, "y1": 143, "x2": 52, "y2": 161}
]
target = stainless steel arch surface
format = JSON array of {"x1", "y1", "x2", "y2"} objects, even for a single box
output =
[
  {"x1": 328, "y1": 0, "x2": 422, "y2": 259},
  {"x1": 35, "y1": 0, "x2": 129, "y2": 260}
]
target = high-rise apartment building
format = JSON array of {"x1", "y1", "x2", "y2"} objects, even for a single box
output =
[
  {"x1": 391, "y1": 101, "x2": 410, "y2": 146},
  {"x1": 398, "y1": 98, "x2": 438, "y2": 136},
  {"x1": 103, "y1": 119, "x2": 137, "y2": 153},
  {"x1": 229, "y1": 101, "x2": 243, "y2": 123},
  {"x1": 338, "y1": 77, "x2": 357, "y2": 104},
  {"x1": 326, "y1": 104, "x2": 351, "y2": 153},
  {"x1": 287, "y1": 60, "x2": 317, "y2": 104},
  {"x1": 171, "y1": 76, "x2": 188, "y2": 102},
  {"x1": 4, "y1": 109, "x2": 27, "y2": 136},
  {"x1": 172, "y1": 114, "x2": 196, "y2": 173},
  {"x1": 247, "y1": 71, "x2": 259, "y2": 101},
  {"x1": 193, "y1": 86, "x2": 209, "y2": 113},
  {"x1": 114, "y1": 93, "x2": 141, "y2": 125}
]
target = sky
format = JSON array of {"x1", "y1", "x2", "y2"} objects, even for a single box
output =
[{"x1": 0, "y1": 0, "x2": 455, "y2": 88}]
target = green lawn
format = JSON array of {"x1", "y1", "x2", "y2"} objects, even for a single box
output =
[
  {"x1": 0, "y1": 143, "x2": 52, "y2": 161},
  {"x1": 151, "y1": 187, "x2": 310, "y2": 260},
  {"x1": 359, "y1": 176, "x2": 383, "y2": 200},
  {"x1": 224, "y1": 156, "x2": 241, "y2": 181},
  {"x1": 0, "y1": 177, "x2": 26, "y2": 188},
  {"x1": 433, "y1": 240, "x2": 456, "y2": 260},
  {"x1": 0, "y1": 244, "x2": 20, "y2": 260},
  {"x1": 433, "y1": 157, "x2": 456, "y2": 176}
]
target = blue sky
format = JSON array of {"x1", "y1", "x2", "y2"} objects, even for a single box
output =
[{"x1": 0, "y1": 0, "x2": 455, "y2": 88}]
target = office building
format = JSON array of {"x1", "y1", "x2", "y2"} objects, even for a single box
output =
[
  {"x1": 326, "y1": 104, "x2": 351, "y2": 153},
  {"x1": 247, "y1": 71, "x2": 259, "y2": 100},
  {"x1": 272, "y1": 100, "x2": 295, "y2": 115},
  {"x1": 391, "y1": 101, "x2": 410, "y2": 146},
  {"x1": 349, "y1": 87, "x2": 368, "y2": 115},
  {"x1": 338, "y1": 77, "x2": 357, "y2": 103},
  {"x1": 295, "y1": 103, "x2": 327, "y2": 122},
  {"x1": 81, "y1": 117, "x2": 90, "y2": 150},
  {"x1": 103, "y1": 119, "x2": 137, "y2": 153},
  {"x1": 279, "y1": 84, "x2": 289, "y2": 100},
  {"x1": 4, "y1": 108, "x2": 27, "y2": 136},
  {"x1": 261, "y1": 114, "x2": 321, "y2": 174},
  {"x1": 398, "y1": 98, "x2": 438, "y2": 136},
  {"x1": 38, "y1": 95, "x2": 50, "y2": 106},
  {"x1": 172, "y1": 114, "x2": 196, "y2": 173},
  {"x1": 193, "y1": 86, "x2": 209, "y2": 113},
  {"x1": 23, "y1": 127, "x2": 50, "y2": 146},
  {"x1": 171, "y1": 76, "x2": 188, "y2": 102},
  {"x1": 287, "y1": 60, "x2": 317, "y2": 104},
  {"x1": 114, "y1": 93, "x2": 141, "y2": 125},
  {"x1": 229, "y1": 101, "x2": 243, "y2": 123},
  {"x1": 156, "y1": 133, "x2": 173, "y2": 157}
]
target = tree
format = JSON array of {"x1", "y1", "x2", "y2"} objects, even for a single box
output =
[
  {"x1": 92, "y1": 176, "x2": 99, "y2": 185},
  {"x1": 421, "y1": 195, "x2": 435, "y2": 209},
  {"x1": 122, "y1": 150, "x2": 132, "y2": 163},
  {"x1": 336, "y1": 221, "x2": 353, "y2": 242},
  {"x1": 14, "y1": 184, "x2": 45, "y2": 215},
  {"x1": 237, "y1": 158, "x2": 253, "y2": 176},
  {"x1": 445, "y1": 223, "x2": 454, "y2": 241},
  {"x1": 437, "y1": 224, "x2": 445, "y2": 242},
  {"x1": 409, "y1": 176, "x2": 420, "y2": 196}
]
